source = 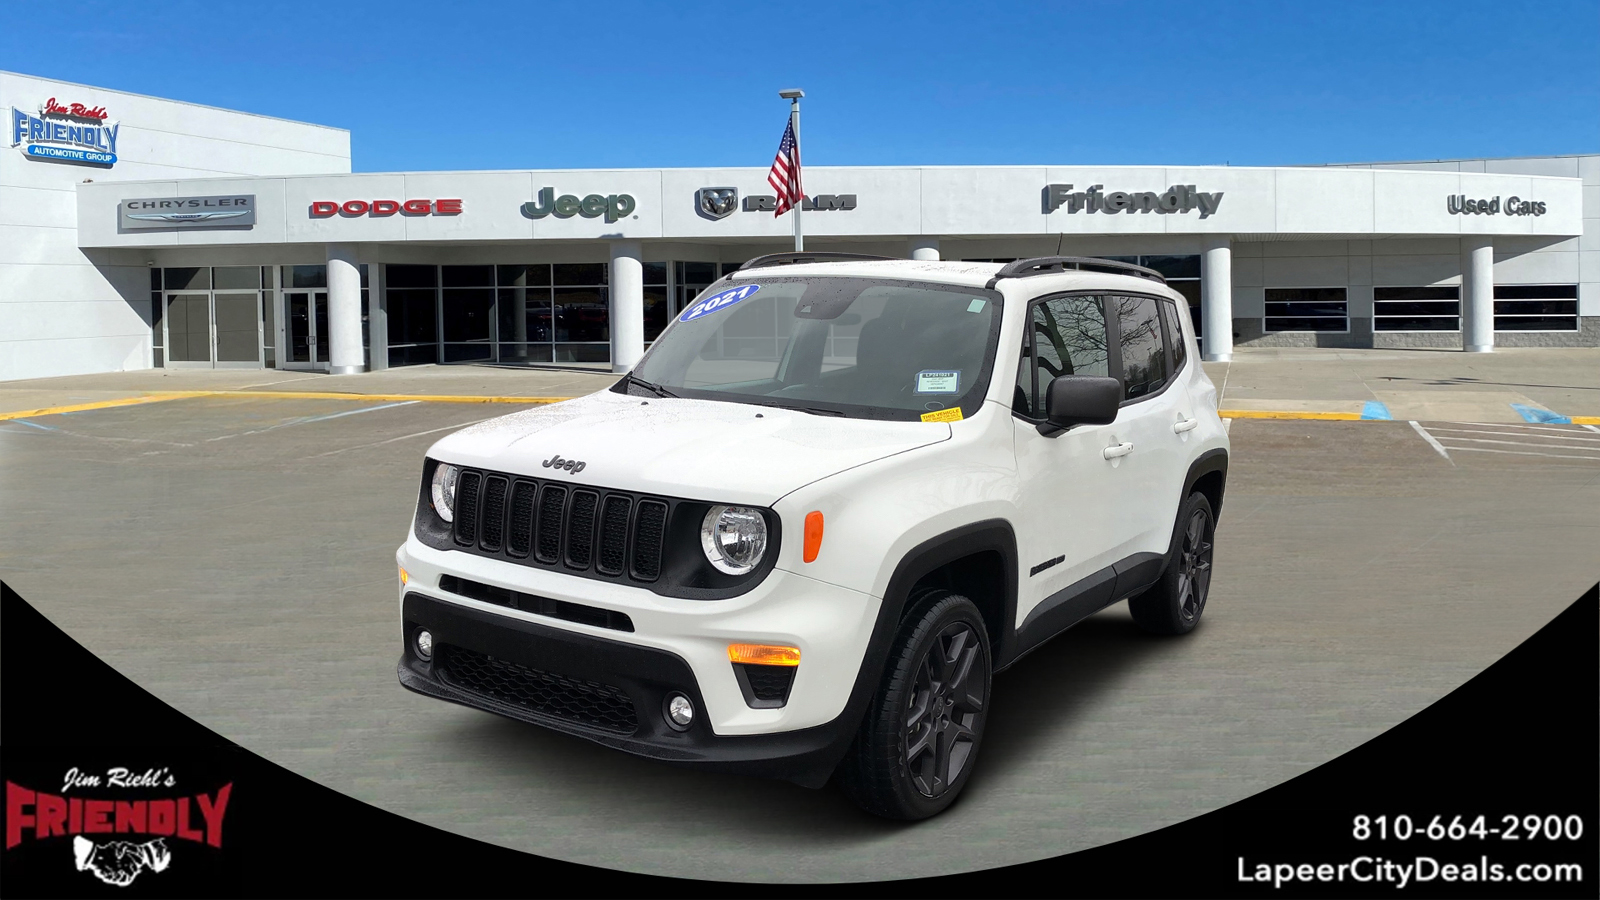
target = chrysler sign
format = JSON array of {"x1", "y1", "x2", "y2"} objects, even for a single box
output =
[{"x1": 120, "y1": 195, "x2": 256, "y2": 229}]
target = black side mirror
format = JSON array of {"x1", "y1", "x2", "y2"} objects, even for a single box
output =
[{"x1": 1041, "y1": 374, "x2": 1122, "y2": 436}]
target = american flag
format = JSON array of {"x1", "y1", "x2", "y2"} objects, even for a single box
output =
[{"x1": 767, "y1": 119, "x2": 804, "y2": 216}]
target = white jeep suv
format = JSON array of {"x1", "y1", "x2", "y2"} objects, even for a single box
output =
[{"x1": 396, "y1": 254, "x2": 1229, "y2": 820}]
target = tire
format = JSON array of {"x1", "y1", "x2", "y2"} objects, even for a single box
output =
[
  {"x1": 1129, "y1": 491, "x2": 1216, "y2": 635},
  {"x1": 838, "y1": 591, "x2": 992, "y2": 820}
]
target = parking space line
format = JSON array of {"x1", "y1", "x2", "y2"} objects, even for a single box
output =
[
  {"x1": 1217, "y1": 410, "x2": 1362, "y2": 420},
  {"x1": 1445, "y1": 446, "x2": 1600, "y2": 462},
  {"x1": 1425, "y1": 426, "x2": 1600, "y2": 443},
  {"x1": 152, "y1": 389, "x2": 568, "y2": 404},
  {"x1": 306, "y1": 417, "x2": 500, "y2": 458},
  {"x1": 1430, "y1": 436, "x2": 1600, "y2": 454},
  {"x1": 1408, "y1": 421, "x2": 1453, "y2": 463}
]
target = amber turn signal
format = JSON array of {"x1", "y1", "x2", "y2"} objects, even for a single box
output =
[
  {"x1": 728, "y1": 643, "x2": 801, "y2": 667},
  {"x1": 399, "y1": 566, "x2": 410, "y2": 586},
  {"x1": 803, "y1": 511, "x2": 824, "y2": 563}
]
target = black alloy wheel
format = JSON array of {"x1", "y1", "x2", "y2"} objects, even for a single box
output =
[
  {"x1": 904, "y1": 620, "x2": 987, "y2": 799},
  {"x1": 1175, "y1": 505, "x2": 1214, "y2": 625},
  {"x1": 839, "y1": 591, "x2": 992, "y2": 820},
  {"x1": 1130, "y1": 491, "x2": 1216, "y2": 635}
]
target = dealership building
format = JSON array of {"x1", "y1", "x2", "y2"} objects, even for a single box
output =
[{"x1": 4, "y1": 70, "x2": 1597, "y2": 382}]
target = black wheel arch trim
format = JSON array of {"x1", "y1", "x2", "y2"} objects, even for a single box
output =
[{"x1": 1183, "y1": 447, "x2": 1229, "y2": 522}]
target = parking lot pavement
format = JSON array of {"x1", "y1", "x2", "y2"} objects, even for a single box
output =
[
  {"x1": 1, "y1": 373, "x2": 1597, "y2": 881},
  {"x1": 1205, "y1": 346, "x2": 1600, "y2": 423}
]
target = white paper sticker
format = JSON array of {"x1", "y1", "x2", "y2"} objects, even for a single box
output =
[{"x1": 915, "y1": 370, "x2": 961, "y2": 394}]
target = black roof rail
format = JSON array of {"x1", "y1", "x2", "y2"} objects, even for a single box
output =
[
  {"x1": 984, "y1": 256, "x2": 1167, "y2": 289},
  {"x1": 737, "y1": 251, "x2": 897, "y2": 271}
]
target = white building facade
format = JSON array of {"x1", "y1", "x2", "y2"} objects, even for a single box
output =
[{"x1": 5, "y1": 71, "x2": 1596, "y2": 381}]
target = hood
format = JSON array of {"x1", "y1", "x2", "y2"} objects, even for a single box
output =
[{"x1": 426, "y1": 390, "x2": 952, "y2": 505}]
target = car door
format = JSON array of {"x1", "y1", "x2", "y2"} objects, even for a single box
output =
[
  {"x1": 1010, "y1": 294, "x2": 1142, "y2": 636},
  {"x1": 1104, "y1": 294, "x2": 1192, "y2": 592}
]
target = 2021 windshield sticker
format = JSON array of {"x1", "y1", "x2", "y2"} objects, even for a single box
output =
[
  {"x1": 678, "y1": 284, "x2": 760, "y2": 323},
  {"x1": 915, "y1": 370, "x2": 961, "y2": 394}
]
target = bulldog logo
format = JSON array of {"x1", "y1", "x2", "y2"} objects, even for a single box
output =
[{"x1": 696, "y1": 187, "x2": 739, "y2": 220}]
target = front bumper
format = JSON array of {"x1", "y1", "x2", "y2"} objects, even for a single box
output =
[{"x1": 398, "y1": 591, "x2": 853, "y2": 786}]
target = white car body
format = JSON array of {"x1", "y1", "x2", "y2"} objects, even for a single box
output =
[{"x1": 396, "y1": 257, "x2": 1229, "y2": 790}]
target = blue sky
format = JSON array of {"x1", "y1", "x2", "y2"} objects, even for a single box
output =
[{"x1": 4, "y1": 0, "x2": 1597, "y2": 172}]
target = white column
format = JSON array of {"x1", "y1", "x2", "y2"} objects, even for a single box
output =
[
  {"x1": 1461, "y1": 236, "x2": 1494, "y2": 352},
  {"x1": 609, "y1": 241, "x2": 644, "y2": 373},
  {"x1": 325, "y1": 243, "x2": 366, "y2": 374},
  {"x1": 910, "y1": 238, "x2": 940, "y2": 261},
  {"x1": 1201, "y1": 235, "x2": 1233, "y2": 362}
]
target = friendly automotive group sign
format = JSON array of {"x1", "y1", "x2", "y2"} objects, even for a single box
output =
[{"x1": 10, "y1": 98, "x2": 119, "y2": 167}]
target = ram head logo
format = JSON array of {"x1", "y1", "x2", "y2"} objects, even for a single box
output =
[
  {"x1": 73, "y1": 836, "x2": 172, "y2": 887},
  {"x1": 696, "y1": 187, "x2": 739, "y2": 220}
]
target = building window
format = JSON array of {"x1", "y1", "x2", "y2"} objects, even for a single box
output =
[
  {"x1": 1494, "y1": 285, "x2": 1579, "y2": 332},
  {"x1": 643, "y1": 262, "x2": 669, "y2": 343},
  {"x1": 441, "y1": 265, "x2": 494, "y2": 362},
  {"x1": 1374, "y1": 286, "x2": 1460, "y2": 332},
  {"x1": 1264, "y1": 287, "x2": 1347, "y2": 333},
  {"x1": 386, "y1": 264, "x2": 439, "y2": 367}
]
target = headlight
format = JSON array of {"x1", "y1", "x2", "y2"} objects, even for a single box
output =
[
  {"x1": 700, "y1": 505, "x2": 768, "y2": 575},
  {"x1": 430, "y1": 463, "x2": 460, "y2": 523}
]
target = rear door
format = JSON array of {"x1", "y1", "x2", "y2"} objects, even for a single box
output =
[{"x1": 1105, "y1": 294, "x2": 1191, "y2": 590}]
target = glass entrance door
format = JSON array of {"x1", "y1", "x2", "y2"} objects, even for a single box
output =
[
  {"x1": 164, "y1": 292, "x2": 262, "y2": 368},
  {"x1": 284, "y1": 291, "x2": 330, "y2": 370}
]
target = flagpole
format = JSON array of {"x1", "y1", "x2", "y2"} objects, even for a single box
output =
[{"x1": 780, "y1": 89, "x2": 805, "y2": 251}]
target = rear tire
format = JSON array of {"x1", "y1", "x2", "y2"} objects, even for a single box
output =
[
  {"x1": 838, "y1": 591, "x2": 991, "y2": 820},
  {"x1": 1129, "y1": 491, "x2": 1216, "y2": 635}
]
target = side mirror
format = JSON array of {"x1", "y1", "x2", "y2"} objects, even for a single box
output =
[{"x1": 1042, "y1": 374, "x2": 1122, "y2": 435}]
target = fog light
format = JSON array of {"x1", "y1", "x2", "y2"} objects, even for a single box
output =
[
  {"x1": 415, "y1": 629, "x2": 433, "y2": 661},
  {"x1": 664, "y1": 692, "x2": 694, "y2": 731}
]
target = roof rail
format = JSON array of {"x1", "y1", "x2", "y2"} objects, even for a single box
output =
[
  {"x1": 737, "y1": 251, "x2": 897, "y2": 271},
  {"x1": 984, "y1": 256, "x2": 1167, "y2": 289}
]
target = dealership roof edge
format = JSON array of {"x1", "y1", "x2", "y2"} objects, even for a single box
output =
[{"x1": 0, "y1": 68, "x2": 351, "y2": 133}]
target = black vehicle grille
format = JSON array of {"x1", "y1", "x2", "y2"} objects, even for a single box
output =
[
  {"x1": 451, "y1": 468, "x2": 669, "y2": 585},
  {"x1": 736, "y1": 663, "x2": 796, "y2": 706},
  {"x1": 436, "y1": 644, "x2": 638, "y2": 734}
]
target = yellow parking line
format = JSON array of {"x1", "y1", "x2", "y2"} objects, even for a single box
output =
[
  {"x1": 0, "y1": 394, "x2": 184, "y2": 422},
  {"x1": 1571, "y1": 415, "x2": 1600, "y2": 425},
  {"x1": 1218, "y1": 409, "x2": 1363, "y2": 420}
]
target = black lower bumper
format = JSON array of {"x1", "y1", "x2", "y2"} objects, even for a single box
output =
[{"x1": 397, "y1": 591, "x2": 855, "y2": 787}]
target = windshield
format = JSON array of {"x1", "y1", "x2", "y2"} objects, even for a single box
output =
[{"x1": 626, "y1": 276, "x2": 1004, "y2": 421}]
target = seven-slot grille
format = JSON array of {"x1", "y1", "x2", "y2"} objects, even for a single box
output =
[{"x1": 451, "y1": 467, "x2": 669, "y2": 583}]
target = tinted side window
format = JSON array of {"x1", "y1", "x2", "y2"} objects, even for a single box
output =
[
  {"x1": 1160, "y1": 299, "x2": 1187, "y2": 372},
  {"x1": 1016, "y1": 296, "x2": 1110, "y2": 417},
  {"x1": 1112, "y1": 295, "x2": 1167, "y2": 400}
]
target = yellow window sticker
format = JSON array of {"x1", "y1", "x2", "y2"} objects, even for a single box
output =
[{"x1": 920, "y1": 407, "x2": 964, "y2": 423}]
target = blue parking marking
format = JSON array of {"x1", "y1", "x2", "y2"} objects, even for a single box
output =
[
  {"x1": 1510, "y1": 403, "x2": 1572, "y2": 425},
  {"x1": 1360, "y1": 401, "x2": 1392, "y2": 420},
  {"x1": 10, "y1": 419, "x2": 58, "y2": 431}
]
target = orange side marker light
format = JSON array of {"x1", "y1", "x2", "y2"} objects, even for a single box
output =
[
  {"x1": 803, "y1": 511, "x2": 824, "y2": 563},
  {"x1": 728, "y1": 644, "x2": 801, "y2": 667}
]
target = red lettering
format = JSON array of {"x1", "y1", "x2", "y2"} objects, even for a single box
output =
[
  {"x1": 84, "y1": 799, "x2": 114, "y2": 833},
  {"x1": 146, "y1": 799, "x2": 176, "y2": 836},
  {"x1": 402, "y1": 199, "x2": 431, "y2": 214},
  {"x1": 436, "y1": 198, "x2": 463, "y2": 214},
  {"x1": 36, "y1": 792, "x2": 66, "y2": 840},
  {"x1": 68, "y1": 797, "x2": 81, "y2": 833},
  {"x1": 198, "y1": 784, "x2": 232, "y2": 848},
  {"x1": 371, "y1": 199, "x2": 400, "y2": 215},
  {"x1": 310, "y1": 201, "x2": 338, "y2": 217},
  {"x1": 341, "y1": 200, "x2": 369, "y2": 216},
  {"x1": 176, "y1": 798, "x2": 204, "y2": 842},
  {"x1": 6, "y1": 783, "x2": 35, "y2": 849},
  {"x1": 115, "y1": 800, "x2": 146, "y2": 834},
  {"x1": 41, "y1": 98, "x2": 108, "y2": 119}
]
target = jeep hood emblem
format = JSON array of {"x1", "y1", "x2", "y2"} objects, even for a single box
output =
[{"x1": 542, "y1": 454, "x2": 586, "y2": 474}]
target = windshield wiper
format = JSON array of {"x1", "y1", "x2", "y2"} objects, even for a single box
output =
[
  {"x1": 755, "y1": 401, "x2": 845, "y2": 417},
  {"x1": 625, "y1": 372, "x2": 678, "y2": 398}
]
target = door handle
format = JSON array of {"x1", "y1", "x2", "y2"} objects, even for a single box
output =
[
  {"x1": 1173, "y1": 417, "x2": 1199, "y2": 434},
  {"x1": 1102, "y1": 442, "x2": 1134, "y2": 460}
]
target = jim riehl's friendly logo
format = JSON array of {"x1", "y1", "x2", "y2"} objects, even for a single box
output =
[{"x1": 6, "y1": 767, "x2": 232, "y2": 887}]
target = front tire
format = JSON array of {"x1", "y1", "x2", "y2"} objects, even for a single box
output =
[
  {"x1": 839, "y1": 591, "x2": 991, "y2": 820},
  {"x1": 1129, "y1": 491, "x2": 1216, "y2": 635}
]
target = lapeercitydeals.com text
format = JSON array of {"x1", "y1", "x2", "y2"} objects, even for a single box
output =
[{"x1": 1238, "y1": 856, "x2": 1583, "y2": 890}]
